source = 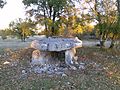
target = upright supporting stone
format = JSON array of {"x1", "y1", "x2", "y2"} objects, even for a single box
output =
[
  {"x1": 31, "y1": 50, "x2": 47, "y2": 65},
  {"x1": 65, "y1": 48, "x2": 78, "y2": 70}
]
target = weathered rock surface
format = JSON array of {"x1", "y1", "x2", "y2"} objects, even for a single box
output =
[
  {"x1": 30, "y1": 37, "x2": 82, "y2": 51},
  {"x1": 30, "y1": 37, "x2": 82, "y2": 69}
]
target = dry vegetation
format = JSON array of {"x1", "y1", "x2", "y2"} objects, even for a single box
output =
[{"x1": 0, "y1": 46, "x2": 120, "y2": 90}]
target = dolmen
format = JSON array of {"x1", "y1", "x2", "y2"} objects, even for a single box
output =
[{"x1": 30, "y1": 36, "x2": 82, "y2": 70}]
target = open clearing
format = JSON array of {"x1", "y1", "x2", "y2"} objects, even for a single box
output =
[
  {"x1": 0, "y1": 37, "x2": 111, "y2": 50},
  {"x1": 0, "y1": 38, "x2": 120, "y2": 90}
]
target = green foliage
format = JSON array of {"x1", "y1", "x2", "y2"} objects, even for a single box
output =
[
  {"x1": 9, "y1": 18, "x2": 36, "y2": 42},
  {"x1": 21, "y1": 0, "x2": 120, "y2": 40},
  {"x1": 77, "y1": 0, "x2": 120, "y2": 47},
  {"x1": 22, "y1": 0, "x2": 74, "y2": 36},
  {"x1": 1, "y1": 35, "x2": 7, "y2": 40},
  {"x1": 0, "y1": 29, "x2": 14, "y2": 40},
  {"x1": 92, "y1": 0, "x2": 117, "y2": 47}
]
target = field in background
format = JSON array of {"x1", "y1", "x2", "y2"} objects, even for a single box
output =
[
  {"x1": 0, "y1": 35, "x2": 46, "y2": 49},
  {"x1": 0, "y1": 35, "x2": 113, "y2": 50}
]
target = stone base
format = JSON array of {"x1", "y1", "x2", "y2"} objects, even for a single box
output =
[
  {"x1": 65, "y1": 48, "x2": 78, "y2": 70},
  {"x1": 31, "y1": 48, "x2": 78, "y2": 70},
  {"x1": 31, "y1": 50, "x2": 64, "y2": 65}
]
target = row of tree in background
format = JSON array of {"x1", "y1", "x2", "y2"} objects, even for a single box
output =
[
  {"x1": 0, "y1": 18, "x2": 36, "y2": 41},
  {"x1": 0, "y1": 0, "x2": 120, "y2": 48}
]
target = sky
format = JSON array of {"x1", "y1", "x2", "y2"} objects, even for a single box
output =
[
  {"x1": 0, "y1": 0, "x2": 97, "y2": 29},
  {"x1": 0, "y1": 0, "x2": 26, "y2": 29}
]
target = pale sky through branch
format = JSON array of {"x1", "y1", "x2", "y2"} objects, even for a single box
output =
[
  {"x1": 0, "y1": 0, "x2": 97, "y2": 29},
  {"x1": 0, "y1": 0, "x2": 26, "y2": 29}
]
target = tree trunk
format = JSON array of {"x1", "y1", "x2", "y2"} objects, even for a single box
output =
[
  {"x1": 23, "y1": 31, "x2": 25, "y2": 42},
  {"x1": 49, "y1": 6, "x2": 52, "y2": 18},
  {"x1": 23, "y1": 35, "x2": 26, "y2": 42},
  {"x1": 99, "y1": 33, "x2": 105, "y2": 48},
  {"x1": 109, "y1": 40, "x2": 115, "y2": 48},
  {"x1": 51, "y1": 11, "x2": 56, "y2": 35},
  {"x1": 117, "y1": 0, "x2": 120, "y2": 15},
  {"x1": 45, "y1": 22, "x2": 48, "y2": 36},
  {"x1": 64, "y1": 23, "x2": 68, "y2": 37},
  {"x1": 21, "y1": 36, "x2": 24, "y2": 42},
  {"x1": 100, "y1": 39, "x2": 105, "y2": 47},
  {"x1": 43, "y1": 9, "x2": 49, "y2": 36},
  {"x1": 109, "y1": 35, "x2": 115, "y2": 48}
]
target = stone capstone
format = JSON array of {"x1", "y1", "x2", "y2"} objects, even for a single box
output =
[{"x1": 30, "y1": 37, "x2": 82, "y2": 51}]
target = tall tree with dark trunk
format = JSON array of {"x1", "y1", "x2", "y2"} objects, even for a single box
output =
[
  {"x1": 109, "y1": 0, "x2": 120, "y2": 48},
  {"x1": 77, "y1": 0, "x2": 118, "y2": 48},
  {"x1": 22, "y1": 0, "x2": 74, "y2": 36},
  {"x1": 117, "y1": 0, "x2": 120, "y2": 15},
  {"x1": 93, "y1": 0, "x2": 117, "y2": 48}
]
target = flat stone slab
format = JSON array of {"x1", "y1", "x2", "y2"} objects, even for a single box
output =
[{"x1": 31, "y1": 37, "x2": 82, "y2": 51}]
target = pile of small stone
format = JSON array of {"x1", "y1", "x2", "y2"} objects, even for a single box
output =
[
  {"x1": 32, "y1": 64, "x2": 67, "y2": 75},
  {"x1": 29, "y1": 61, "x2": 87, "y2": 76}
]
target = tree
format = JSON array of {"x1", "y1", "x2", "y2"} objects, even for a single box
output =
[
  {"x1": 108, "y1": 22, "x2": 120, "y2": 48},
  {"x1": 0, "y1": 28, "x2": 15, "y2": 40},
  {"x1": 22, "y1": 0, "x2": 74, "y2": 36},
  {"x1": 0, "y1": 0, "x2": 6, "y2": 8},
  {"x1": 76, "y1": 0, "x2": 118, "y2": 47},
  {"x1": 9, "y1": 18, "x2": 36, "y2": 42},
  {"x1": 0, "y1": 30, "x2": 7, "y2": 40},
  {"x1": 81, "y1": 0, "x2": 117, "y2": 47},
  {"x1": 117, "y1": 0, "x2": 120, "y2": 16},
  {"x1": 108, "y1": 0, "x2": 120, "y2": 48}
]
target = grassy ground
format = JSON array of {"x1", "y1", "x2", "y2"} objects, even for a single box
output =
[
  {"x1": 0, "y1": 39, "x2": 30, "y2": 49},
  {"x1": 0, "y1": 46, "x2": 120, "y2": 90}
]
